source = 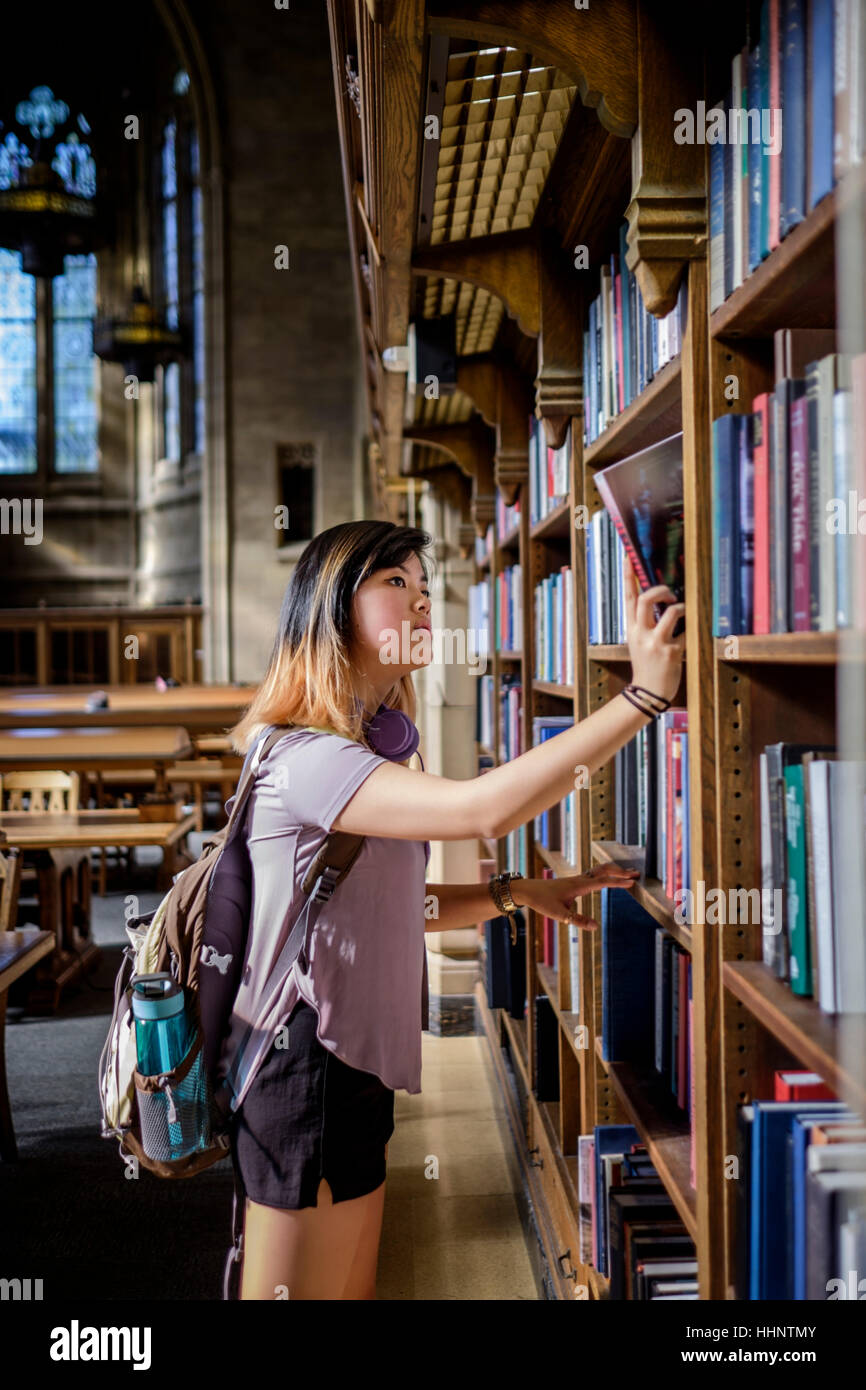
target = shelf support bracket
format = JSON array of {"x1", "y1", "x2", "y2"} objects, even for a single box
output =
[{"x1": 624, "y1": 3, "x2": 707, "y2": 317}]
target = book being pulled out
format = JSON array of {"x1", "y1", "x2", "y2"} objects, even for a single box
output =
[{"x1": 594, "y1": 432, "x2": 685, "y2": 634}]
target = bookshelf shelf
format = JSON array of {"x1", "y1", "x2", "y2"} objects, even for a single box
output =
[
  {"x1": 591, "y1": 841, "x2": 693, "y2": 953},
  {"x1": 723, "y1": 961, "x2": 866, "y2": 1113},
  {"x1": 588, "y1": 643, "x2": 630, "y2": 663},
  {"x1": 583, "y1": 356, "x2": 682, "y2": 471},
  {"x1": 499, "y1": 523, "x2": 520, "y2": 551},
  {"x1": 715, "y1": 632, "x2": 855, "y2": 665},
  {"x1": 476, "y1": 743, "x2": 495, "y2": 762},
  {"x1": 502, "y1": 1008, "x2": 530, "y2": 1091},
  {"x1": 710, "y1": 190, "x2": 837, "y2": 339},
  {"x1": 595, "y1": 1037, "x2": 698, "y2": 1240},
  {"x1": 479, "y1": 835, "x2": 498, "y2": 859},
  {"x1": 530, "y1": 499, "x2": 571, "y2": 542},
  {"x1": 535, "y1": 843, "x2": 576, "y2": 876},
  {"x1": 498, "y1": 649, "x2": 521, "y2": 661},
  {"x1": 537, "y1": 961, "x2": 582, "y2": 1057},
  {"x1": 533, "y1": 679, "x2": 574, "y2": 699}
]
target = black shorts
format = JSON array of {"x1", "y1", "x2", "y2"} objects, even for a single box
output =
[{"x1": 230, "y1": 998, "x2": 395, "y2": 1210}]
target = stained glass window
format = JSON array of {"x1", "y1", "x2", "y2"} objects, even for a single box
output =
[
  {"x1": 53, "y1": 253, "x2": 99, "y2": 472},
  {"x1": 161, "y1": 120, "x2": 180, "y2": 459},
  {"x1": 0, "y1": 249, "x2": 37, "y2": 474},
  {"x1": 191, "y1": 130, "x2": 205, "y2": 454}
]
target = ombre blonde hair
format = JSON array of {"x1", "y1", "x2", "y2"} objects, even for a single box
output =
[{"x1": 230, "y1": 519, "x2": 435, "y2": 756}]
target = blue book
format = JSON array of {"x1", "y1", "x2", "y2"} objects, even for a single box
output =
[
  {"x1": 781, "y1": 0, "x2": 807, "y2": 236},
  {"x1": 748, "y1": 43, "x2": 763, "y2": 273},
  {"x1": 711, "y1": 414, "x2": 742, "y2": 636},
  {"x1": 593, "y1": 1123, "x2": 641, "y2": 1275},
  {"x1": 600, "y1": 887, "x2": 656, "y2": 1064},
  {"x1": 759, "y1": 0, "x2": 772, "y2": 258},
  {"x1": 709, "y1": 115, "x2": 726, "y2": 312},
  {"x1": 790, "y1": 1108, "x2": 857, "y2": 1299},
  {"x1": 751, "y1": 1100, "x2": 850, "y2": 1299},
  {"x1": 808, "y1": 0, "x2": 834, "y2": 209},
  {"x1": 723, "y1": 87, "x2": 734, "y2": 298}
]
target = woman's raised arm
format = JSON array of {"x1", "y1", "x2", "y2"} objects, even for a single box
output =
[{"x1": 333, "y1": 578, "x2": 685, "y2": 844}]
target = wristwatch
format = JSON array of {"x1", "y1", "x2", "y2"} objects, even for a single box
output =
[{"x1": 488, "y1": 871, "x2": 524, "y2": 942}]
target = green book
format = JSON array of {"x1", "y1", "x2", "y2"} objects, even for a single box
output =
[{"x1": 784, "y1": 763, "x2": 811, "y2": 996}]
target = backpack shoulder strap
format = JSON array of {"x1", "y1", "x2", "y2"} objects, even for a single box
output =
[
  {"x1": 222, "y1": 723, "x2": 294, "y2": 833},
  {"x1": 301, "y1": 830, "x2": 365, "y2": 898}
]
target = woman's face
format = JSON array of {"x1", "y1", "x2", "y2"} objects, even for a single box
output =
[{"x1": 349, "y1": 553, "x2": 432, "y2": 690}]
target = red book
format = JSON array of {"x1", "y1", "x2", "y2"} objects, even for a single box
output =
[
  {"x1": 752, "y1": 393, "x2": 772, "y2": 633},
  {"x1": 774, "y1": 1070, "x2": 837, "y2": 1102},
  {"x1": 670, "y1": 728, "x2": 678, "y2": 900},
  {"x1": 615, "y1": 272, "x2": 625, "y2": 414},
  {"x1": 768, "y1": 0, "x2": 782, "y2": 250},
  {"x1": 789, "y1": 395, "x2": 811, "y2": 631}
]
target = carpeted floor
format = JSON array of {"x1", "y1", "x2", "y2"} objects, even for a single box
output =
[{"x1": 1, "y1": 841, "x2": 238, "y2": 1301}]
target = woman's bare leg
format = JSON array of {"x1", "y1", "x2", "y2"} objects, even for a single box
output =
[{"x1": 239, "y1": 1176, "x2": 386, "y2": 1300}]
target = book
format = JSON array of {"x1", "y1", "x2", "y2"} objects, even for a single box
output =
[
  {"x1": 595, "y1": 433, "x2": 685, "y2": 630},
  {"x1": 781, "y1": 0, "x2": 807, "y2": 236}
]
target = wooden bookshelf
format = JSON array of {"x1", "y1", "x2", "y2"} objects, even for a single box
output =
[
  {"x1": 723, "y1": 962, "x2": 866, "y2": 1115},
  {"x1": 331, "y1": 0, "x2": 865, "y2": 1307},
  {"x1": 584, "y1": 356, "x2": 683, "y2": 470}
]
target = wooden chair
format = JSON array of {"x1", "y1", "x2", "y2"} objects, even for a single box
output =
[
  {"x1": 0, "y1": 771, "x2": 80, "y2": 813},
  {"x1": 0, "y1": 772, "x2": 81, "y2": 900},
  {"x1": 0, "y1": 844, "x2": 22, "y2": 932}
]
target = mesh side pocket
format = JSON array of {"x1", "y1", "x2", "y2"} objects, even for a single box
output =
[{"x1": 134, "y1": 1030, "x2": 214, "y2": 1164}]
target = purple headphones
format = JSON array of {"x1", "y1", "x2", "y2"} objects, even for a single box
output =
[{"x1": 361, "y1": 701, "x2": 423, "y2": 766}]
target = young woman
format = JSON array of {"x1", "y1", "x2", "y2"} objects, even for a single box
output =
[{"x1": 223, "y1": 517, "x2": 685, "y2": 1300}]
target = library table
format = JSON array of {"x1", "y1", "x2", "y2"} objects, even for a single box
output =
[
  {"x1": 0, "y1": 809, "x2": 195, "y2": 1011},
  {"x1": 0, "y1": 685, "x2": 254, "y2": 732},
  {"x1": 0, "y1": 726, "x2": 192, "y2": 798}
]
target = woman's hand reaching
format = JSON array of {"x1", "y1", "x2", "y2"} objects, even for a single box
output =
[
  {"x1": 623, "y1": 556, "x2": 685, "y2": 707},
  {"x1": 512, "y1": 864, "x2": 641, "y2": 931}
]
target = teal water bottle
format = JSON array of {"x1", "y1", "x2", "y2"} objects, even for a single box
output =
[
  {"x1": 132, "y1": 973, "x2": 199, "y2": 1158},
  {"x1": 131, "y1": 974, "x2": 191, "y2": 1075}
]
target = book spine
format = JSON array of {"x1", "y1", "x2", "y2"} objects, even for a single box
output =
[
  {"x1": 753, "y1": 394, "x2": 772, "y2": 632},
  {"x1": 748, "y1": 42, "x2": 763, "y2": 274},
  {"x1": 808, "y1": 0, "x2": 835, "y2": 208},
  {"x1": 739, "y1": 413, "x2": 755, "y2": 633},
  {"x1": 805, "y1": 362, "x2": 823, "y2": 630},
  {"x1": 769, "y1": 0, "x2": 783, "y2": 248},
  {"x1": 789, "y1": 394, "x2": 811, "y2": 631},
  {"x1": 781, "y1": 0, "x2": 807, "y2": 236}
]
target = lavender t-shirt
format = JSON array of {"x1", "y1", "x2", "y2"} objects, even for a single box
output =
[{"x1": 216, "y1": 727, "x2": 429, "y2": 1111}]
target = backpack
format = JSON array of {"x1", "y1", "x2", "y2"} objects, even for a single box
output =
[{"x1": 97, "y1": 723, "x2": 366, "y2": 1182}]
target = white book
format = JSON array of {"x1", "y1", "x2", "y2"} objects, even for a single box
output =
[
  {"x1": 759, "y1": 753, "x2": 777, "y2": 970},
  {"x1": 829, "y1": 760, "x2": 866, "y2": 1013},
  {"x1": 807, "y1": 759, "x2": 837, "y2": 1012}
]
